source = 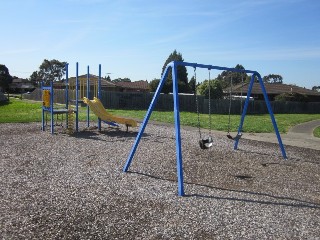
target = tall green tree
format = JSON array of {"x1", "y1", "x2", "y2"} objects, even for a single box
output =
[
  {"x1": 149, "y1": 78, "x2": 160, "y2": 92},
  {"x1": 29, "y1": 71, "x2": 42, "y2": 87},
  {"x1": 39, "y1": 59, "x2": 67, "y2": 84},
  {"x1": 0, "y1": 64, "x2": 13, "y2": 92},
  {"x1": 161, "y1": 50, "x2": 189, "y2": 93},
  {"x1": 106, "y1": 75, "x2": 111, "y2": 81},
  {"x1": 216, "y1": 64, "x2": 248, "y2": 89},
  {"x1": 188, "y1": 76, "x2": 196, "y2": 93},
  {"x1": 197, "y1": 80, "x2": 223, "y2": 99},
  {"x1": 263, "y1": 74, "x2": 283, "y2": 84}
]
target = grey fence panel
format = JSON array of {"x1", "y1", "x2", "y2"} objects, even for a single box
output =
[
  {"x1": 307, "y1": 102, "x2": 320, "y2": 114},
  {"x1": 23, "y1": 88, "x2": 320, "y2": 114},
  {"x1": 25, "y1": 88, "x2": 42, "y2": 101},
  {"x1": 252, "y1": 101, "x2": 268, "y2": 114}
]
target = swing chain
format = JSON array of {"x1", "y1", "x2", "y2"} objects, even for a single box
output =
[
  {"x1": 208, "y1": 68, "x2": 212, "y2": 136},
  {"x1": 194, "y1": 67, "x2": 202, "y2": 140},
  {"x1": 240, "y1": 72, "x2": 244, "y2": 114},
  {"x1": 227, "y1": 76, "x2": 233, "y2": 134}
]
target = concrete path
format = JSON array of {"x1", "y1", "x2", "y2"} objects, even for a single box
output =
[
  {"x1": 150, "y1": 119, "x2": 320, "y2": 150},
  {"x1": 241, "y1": 120, "x2": 320, "y2": 150}
]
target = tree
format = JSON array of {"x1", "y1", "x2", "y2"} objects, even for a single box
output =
[
  {"x1": 29, "y1": 71, "x2": 42, "y2": 87},
  {"x1": 112, "y1": 77, "x2": 131, "y2": 83},
  {"x1": 149, "y1": 78, "x2": 160, "y2": 92},
  {"x1": 188, "y1": 76, "x2": 196, "y2": 93},
  {"x1": 0, "y1": 64, "x2": 13, "y2": 92},
  {"x1": 39, "y1": 59, "x2": 67, "y2": 84},
  {"x1": 275, "y1": 92, "x2": 308, "y2": 102},
  {"x1": 216, "y1": 64, "x2": 248, "y2": 89},
  {"x1": 263, "y1": 74, "x2": 283, "y2": 84},
  {"x1": 197, "y1": 80, "x2": 223, "y2": 99},
  {"x1": 106, "y1": 75, "x2": 111, "y2": 82},
  {"x1": 161, "y1": 50, "x2": 189, "y2": 93},
  {"x1": 312, "y1": 86, "x2": 320, "y2": 92}
]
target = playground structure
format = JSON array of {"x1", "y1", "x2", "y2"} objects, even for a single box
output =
[
  {"x1": 41, "y1": 63, "x2": 137, "y2": 134},
  {"x1": 41, "y1": 80, "x2": 76, "y2": 134},
  {"x1": 123, "y1": 61, "x2": 288, "y2": 196}
]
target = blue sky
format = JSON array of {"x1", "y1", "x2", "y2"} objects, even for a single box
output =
[{"x1": 1, "y1": 0, "x2": 320, "y2": 89}]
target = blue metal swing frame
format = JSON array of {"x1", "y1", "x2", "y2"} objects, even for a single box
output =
[{"x1": 123, "y1": 61, "x2": 287, "y2": 196}]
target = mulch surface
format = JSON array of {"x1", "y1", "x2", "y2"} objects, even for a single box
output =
[{"x1": 1, "y1": 122, "x2": 319, "y2": 239}]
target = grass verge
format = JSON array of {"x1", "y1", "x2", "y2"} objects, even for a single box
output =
[
  {"x1": 314, "y1": 126, "x2": 320, "y2": 138},
  {"x1": 1, "y1": 98, "x2": 320, "y2": 133}
]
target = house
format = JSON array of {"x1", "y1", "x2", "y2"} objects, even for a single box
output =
[
  {"x1": 9, "y1": 78, "x2": 36, "y2": 93},
  {"x1": 54, "y1": 74, "x2": 120, "y2": 92},
  {"x1": 226, "y1": 82, "x2": 320, "y2": 102},
  {"x1": 53, "y1": 75, "x2": 150, "y2": 93},
  {"x1": 115, "y1": 80, "x2": 150, "y2": 92}
]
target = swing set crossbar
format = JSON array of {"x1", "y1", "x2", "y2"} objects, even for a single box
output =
[{"x1": 122, "y1": 61, "x2": 287, "y2": 197}]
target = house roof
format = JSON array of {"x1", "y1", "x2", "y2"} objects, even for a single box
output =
[
  {"x1": 54, "y1": 75, "x2": 117, "y2": 88},
  {"x1": 10, "y1": 78, "x2": 35, "y2": 88},
  {"x1": 52, "y1": 78, "x2": 150, "y2": 91},
  {"x1": 12, "y1": 78, "x2": 29, "y2": 83},
  {"x1": 115, "y1": 80, "x2": 149, "y2": 91},
  {"x1": 227, "y1": 82, "x2": 320, "y2": 96}
]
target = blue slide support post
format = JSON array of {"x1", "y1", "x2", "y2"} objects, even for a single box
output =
[
  {"x1": 98, "y1": 64, "x2": 102, "y2": 131},
  {"x1": 49, "y1": 81, "x2": 54, "y2": 134},
  {"x1": 41, "y1": 82, "x2": 54, "y2": 134},
  {"x1": 75, "y1": 62, "x2": 79, "y2": 132},
  {"x1": 65, "y1": 63, "x2": 69, "y2": 128},
  {"x1": 65, "y1": 63, "x2": 69, "y2": 111},
  {"x1": 41, "y1": 81, "x2": 45, "y2": 131},
  {"x1": 86, "y1": 65, "x2": 90, "y2": 128}
]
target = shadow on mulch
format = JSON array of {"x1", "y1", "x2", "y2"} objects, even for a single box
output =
[
  {"x1": 70, "y1": 127, "x2": 149, "y2": 142},
  {"x1": 127, "y1": 170, "x2": 320, "y2": 210}
]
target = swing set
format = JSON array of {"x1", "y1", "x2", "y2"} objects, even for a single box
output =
[
  {"x1": 123, "y1": 61, "x2": 287, "y2": 196},
  {"x1": 192, "y1": 66, "x2": 213, "y2": 149},
  {"x1": 193, "y1": 67, "x2": 244, "y2": 147},
  {"x1": 226, "y1": 75, "x2": 245, "y2": 141}
]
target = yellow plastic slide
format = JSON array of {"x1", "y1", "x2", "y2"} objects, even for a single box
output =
[{"x1": 83, "y1": 97, "x2": 138, "y2": 127}]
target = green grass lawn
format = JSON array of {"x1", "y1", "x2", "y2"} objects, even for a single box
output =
[
  {"x1": 314, "y1": 126, "x2": 320, "y2": 138},
  {"x1": 1, "y1": 98, "x2": 320, "y2": 134}
]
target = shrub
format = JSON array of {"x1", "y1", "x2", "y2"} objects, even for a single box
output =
[{"x1": 275, "y1": 92, "x2": 309, "y2": 102}]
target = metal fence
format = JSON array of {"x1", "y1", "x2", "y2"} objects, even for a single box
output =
[{"x1": 24, "y1": 88, "x2": 320, "y2": 114}]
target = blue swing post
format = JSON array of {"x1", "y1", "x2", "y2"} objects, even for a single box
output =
[
  {"x1": 123, "y1": 61, "x2": 287, "y2": 196},
  {"x1": 122, "y1": 61, "x2": 186, "y2": 196},
  {"x1": 233, "y1": 73, "x2": 287, "y2": 159},
  {"x1": 123, "y1": 64, "x2": 171, "y2": 171},
  {"x1": 172, "y1": 61, "x2": 185, "y2": 196},
  {"x1": 98, "y1": 64, "x2": 102, "y2": 131},
  {"x1": 86, "y1": 66, "x2": 90, "y2": 128}
]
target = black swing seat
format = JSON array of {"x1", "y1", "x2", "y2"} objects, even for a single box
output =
[
  {"x1": 199, "y1": 136, "x2": 213, "y2": 149},
  {"x1": 227, "y1": 132, "x2": 242, "y2": 141}
]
